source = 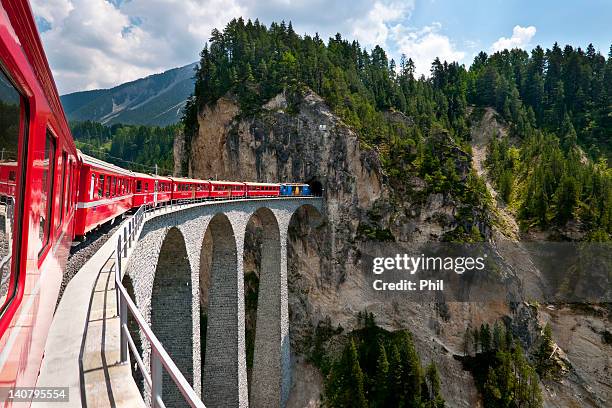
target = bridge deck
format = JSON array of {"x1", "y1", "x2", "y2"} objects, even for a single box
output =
[
  {"x1": 35, "y1": 217, "x2": 144, "y2": 408},
  {"x1": 36, "y1": 197, "x2": 322, "y2": 407}
]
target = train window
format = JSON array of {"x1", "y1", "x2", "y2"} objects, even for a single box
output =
[
  {"x1": 90, "y1": 173, "x2": 95, "y2": 200},
  {"x1": 136, "y1": 180, "x2": 142, "y2": 193},
  {"x1": 105, "y1": 176, "x2": 111, "y2": 198},
  {"x1": 0, "y1": 68, "x2": 27, "y2": 313},
  {"x1": 39, "y1": 130, "x2": 56, "y2": 257},
  {"x1": 98, "y1": 174, "x2": 104, "y2": 198},
  {"x1": 56, "y1": 151, "x2": 66, "y2": 230},
  {"x1": 65, "y1": 159, "x2": 71, "y2": 215}
]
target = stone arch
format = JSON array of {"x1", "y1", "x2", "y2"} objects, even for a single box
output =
[
  {"x1": 287, "y1": 204, "x2": 324, "y2": 255},
  {"x1": 198, "y1": 226, "x2": 212, "y2": 381},
  {"x1": 285, "y1": 203, "x2": 324, "y2": 407},
  {"x1": 245, "y1": 208, "x2": 285, "y2": 408},
  {"x1": 201, "y1": 213, "x2": 247, "y2": 408},
  {"x1": 122, "y1": 273, "x2": 144, "y2": 397},
  {"x1": 151, "y1": 227, "x2": 193, "y2": 406}
]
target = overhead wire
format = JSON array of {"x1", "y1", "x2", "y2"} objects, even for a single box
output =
[{"x1": 74, "y1": 140, "x2": 174, "y2": 175}]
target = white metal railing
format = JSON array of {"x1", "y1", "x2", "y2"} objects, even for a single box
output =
[{"x1": 114, "y1": 204, "x2": 205, "y2": 408}]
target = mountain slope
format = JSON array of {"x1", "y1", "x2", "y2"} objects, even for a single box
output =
[{"x1": 60, "y1": 63, "x2": 196, "y2": 126}]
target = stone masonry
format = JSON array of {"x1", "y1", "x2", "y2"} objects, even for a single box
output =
[{"x1": 124, "y1": 198, "x2": 323, "y2": 408}]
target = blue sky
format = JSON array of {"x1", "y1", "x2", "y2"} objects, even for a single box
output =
[
  {"x1": 31, "y1": 0, "x2": 612, "y2": 94},
  {"x1": 409, "y1": 0, "x2": 611, "y2": 54}
]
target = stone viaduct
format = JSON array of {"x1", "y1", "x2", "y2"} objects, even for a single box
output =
[{"x1": 122, "y1": 197, "x2": 323, "y2": 408}]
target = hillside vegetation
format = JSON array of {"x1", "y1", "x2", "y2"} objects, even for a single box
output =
[
  {"x1": 183, "y1": 18, "x2": 611, "y2": 241},
  {"x1": 71, "y1": 120, "x2": 177, "y2": 175}
]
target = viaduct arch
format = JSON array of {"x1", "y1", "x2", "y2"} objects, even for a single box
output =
[{"x1": 124, "y1": 198, "x2": 323, "y2": 408}]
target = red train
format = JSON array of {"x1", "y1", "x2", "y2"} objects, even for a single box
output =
[
  {"x1": 0, "y1": 0, "x2": 80, "y2": 395},
  {"x1": 74, "y1": 153, "x2": 134, "y2": 236},
  {"x1": 0, "y1": 2, "x2": 314, "y2": 399}
]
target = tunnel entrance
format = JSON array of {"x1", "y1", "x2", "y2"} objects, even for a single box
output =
[{"x1": 306, "y1": 178, "x2": 323, "y2": 196}]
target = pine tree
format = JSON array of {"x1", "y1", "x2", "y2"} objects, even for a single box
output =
[
  {"x1": 372, "y1": 341, "x2": 389, "y2": 407},
  {"x1": 424, "y1": 362, "x2": 445, "y2": 407},
  {"x1": 480, "y1": 323, "x2": 492, "y2": 352}
]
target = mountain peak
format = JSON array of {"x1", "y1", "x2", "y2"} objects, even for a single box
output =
[{"x1": 60, "y1": 62, "x2": 197, "y2": 126}]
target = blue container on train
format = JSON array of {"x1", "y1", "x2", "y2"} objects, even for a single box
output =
[{"x1": 280, "y1": 183, "x2": 311, "y2": 196}]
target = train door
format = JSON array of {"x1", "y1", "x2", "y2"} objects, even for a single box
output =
[
  {"x1": 154, "y1": 180, "x2": 158, "y2": 206},
  {"x1": 89, "y1": 172, "x2": 95, "y2": 201}
]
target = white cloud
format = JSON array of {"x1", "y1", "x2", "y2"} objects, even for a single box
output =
[
  {"x1": 390, "y1": 23, "x2": 465, "y2": 77},
  {"x1": 350, "y1": 1, "x2": 413, "y2": 48},
  {"x1": 32, "y1": 0, "x2": 245, "y2": 94},
  {"x1": 490, "y1": 25, "x2": 536, "y2": 53},
  {"x1": 31, "y1": 0, "x2": 73, "y2": 26},
  {"x1": 31, "y1": 0, "x2": 463, "y2": 93}
]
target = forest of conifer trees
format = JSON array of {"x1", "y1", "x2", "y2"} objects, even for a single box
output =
[
  {"x1": 70, "y1": 120, "x2": 178, "y2": 175},
  {"x1": 177, "y1": 19, "x2": 612, "y2": 406},
  {"x1": 183, "y1": 18, "x2": 611, "y2": 241}
]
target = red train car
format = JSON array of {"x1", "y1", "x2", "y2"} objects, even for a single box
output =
[
  {"x1": 74, "y1": 152, "x2": 133, "y2": 236},
  {"x1": 194, "y1": 179, "x2": 209, "y2": 200},
  {"x1": 245, "y1": 182, "x2": 280, "y2": 198},
  {"x1": 170, "y1": 176, "x2": 197, "y2": 201},
  {"x1": 0, "y1": 162, "x2": 18, "y2": 198},
  {"x1": 0, "y1": 0, "x2": 80, "y2": 394},
  {"x1": 132, "y1": 172, "x2": 156, "y2": 207},
  {"x1": 155, "y1": 175, "x2": 173, "y2": 205},
  {"x1": 209, "y1": 180, "x2": 246, "y2": 199}
]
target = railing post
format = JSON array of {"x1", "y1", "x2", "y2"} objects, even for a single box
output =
[
  {"x1": 123, "y1": 227, "x2": 128, "y2": 257},
  {"x1": 128, "y1": 222, "x2": 132, "y2": 248},
  {"x1": 151, "y1": 352, "x2": 163, "y2": 408},
  {"x1": 119, "y1": 296, "x2": 128, "y2": 363},
  {"x1": 115, "y1": 237, "x2": 122, "y2": 315},
  {"x1": 117, "y1": 236, "x2": 122, "y2": 276}
]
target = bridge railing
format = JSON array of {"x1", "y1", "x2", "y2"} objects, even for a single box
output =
[{"x1": 113, "y1": 204, "x2": 205, "y2": 408}]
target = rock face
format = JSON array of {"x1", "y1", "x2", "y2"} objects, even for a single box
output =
[
  {"x1": 181, "y1": 91, "x2": 607, "y2": 407},
  {"x1": 187, "y1": 90, "x2": 388, "y2": 287},
  {"x1": 182, "y1": 90, "x2": 484, "y2": 406}
]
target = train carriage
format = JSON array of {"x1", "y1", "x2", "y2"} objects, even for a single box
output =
[
  {"x1": 0, "y1": 0, "x2": 80, "y2": 393},
  {"x1": 170, "y1": 176, "x2": 198, "y2": 201},
  {"x1": 280, "y1": 182, "x2": 311, "y2": 196},
  {"x1": 132, "y1": 172, "x2": 157, "y2": 207},
  {"x1": 245, "y1": 182, "x2": 280, "y2": 198},
  {"x1": 194, "y1": 179, "x2": 211, "y2": 200},
  {"x1": 0, "y1": 162, "x2": 18, "y2": 198},
  {"x1": 154, "y1": 175, "x2": 173, "y2": 205},
  {"x1": 209, "y1": 180, "x2": 246, "y2": 199},
  {"x1": 74, "y1": 152, "x2": 134, "y2": 236}
]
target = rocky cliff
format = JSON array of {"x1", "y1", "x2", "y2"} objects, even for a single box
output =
[{"x1": 178, "y1": 90, "x2": 609, "y2": 407}]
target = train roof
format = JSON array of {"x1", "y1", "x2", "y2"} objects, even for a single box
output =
[
  {"x1": 244, "y1": 182, "x2": 279, "y2": 187},
  {"x1": 209, "y1": 180, "x2": 246, "y2": 185},
  {"x1": 79, "y1": 151, "x2": 133, "y2": 176},
  {"x1": 169, "y1": 176, "x2": 207, "y2": 184},
  {"x1": 131, "y1": 172, "x2": 160, "y2": 180}
]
